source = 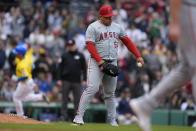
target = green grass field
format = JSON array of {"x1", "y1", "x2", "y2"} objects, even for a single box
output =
[{"x1": 0, "y1": 123, "x2": 195, "y2": 131}]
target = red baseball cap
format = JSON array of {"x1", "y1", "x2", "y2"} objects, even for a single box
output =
[{"x1": 99, "y1": 5, "x2": 115, "y2": 17}]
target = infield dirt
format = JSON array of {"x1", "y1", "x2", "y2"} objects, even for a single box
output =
[{"x1": 0, "y1": 113, "x2": 45, "y2": 124}]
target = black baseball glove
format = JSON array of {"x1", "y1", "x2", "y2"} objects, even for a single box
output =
[{"x1": 99, "y1": 62, "x2": 119, "y2": 77}]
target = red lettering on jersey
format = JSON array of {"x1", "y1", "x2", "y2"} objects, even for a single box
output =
[
  {"x1": 113, "y1": 32, "x2": 116, "y2": 38},
  {"x1": 98, "y1": 32, "x2": 119, "y2": 41},
  {"x1": 109, "y1": 32, "x2": 113, "y2": 38},
  {"x1": 104, "y1": 32, "x2": 108, "y2": 39},
  {"x1": 99, "y1": 33, "x2": 103, "y2": 41}
]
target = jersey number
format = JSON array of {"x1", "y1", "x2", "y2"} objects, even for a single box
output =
[{"x1": 114, "y1": 41, "x2": 118, "y2": 48}]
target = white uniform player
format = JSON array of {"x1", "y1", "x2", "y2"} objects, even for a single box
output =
[
  {"x1": 130, "y1": 0, "x2": 196, "y2": 131},
  {"x1": 73, "y1": 5, "x2": 144, "y2": 126}
]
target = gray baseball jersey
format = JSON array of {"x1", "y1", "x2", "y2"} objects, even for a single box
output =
[{"x1": 86, "y1": 20, "x2": 126, "y2": 60}]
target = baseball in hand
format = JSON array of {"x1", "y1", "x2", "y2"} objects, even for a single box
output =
[{"x1": 137, "y1": 62, "x2": 142, "y2": 67}]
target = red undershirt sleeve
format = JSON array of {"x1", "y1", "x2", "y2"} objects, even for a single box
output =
[
  {"x1": 86, "y1": 41, "x2": 102, "y2": 63},
  {"x1": 119, "y1": 36, "x2": 141, "y2": 58}
]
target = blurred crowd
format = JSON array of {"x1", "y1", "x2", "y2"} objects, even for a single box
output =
[{"x1": 0, "y1": 0, "x2": 195, "y2": 120}]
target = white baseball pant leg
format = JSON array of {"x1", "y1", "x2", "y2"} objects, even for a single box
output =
[{"x1": 13, "y1": 79, "x2": 43, "y2": 116}]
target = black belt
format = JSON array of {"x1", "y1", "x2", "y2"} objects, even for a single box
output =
[{"x1": 103, "y1": 59, "x2": 115, "y2": 63}]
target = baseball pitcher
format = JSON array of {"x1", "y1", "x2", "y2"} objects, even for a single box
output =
[{"x1": 73, "y1": 4, "x2": 144, "y2": 126}]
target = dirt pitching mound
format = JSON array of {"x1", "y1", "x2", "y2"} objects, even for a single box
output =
[{"x1": 0, "y1": 113, "x2": 46, "y2": 124}]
